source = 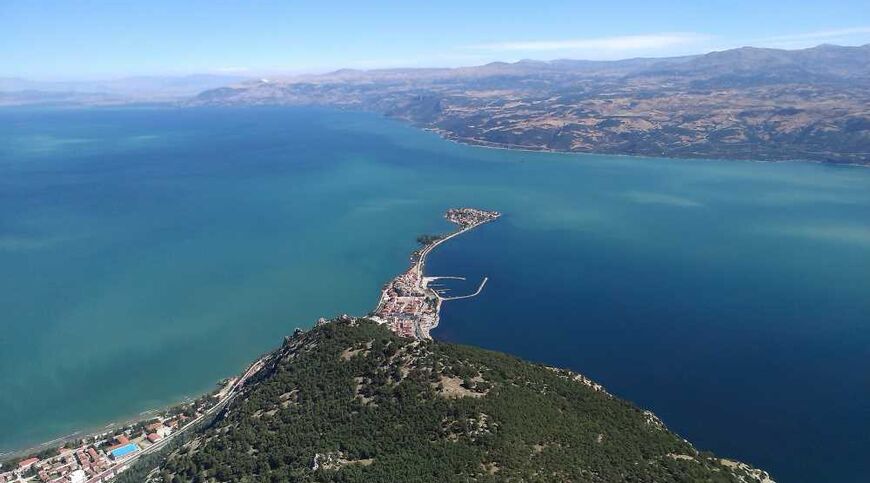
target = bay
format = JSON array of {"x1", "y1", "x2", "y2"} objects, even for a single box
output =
[{"x1": 1, "y1": 106, "x2": 868, "y2": 481}]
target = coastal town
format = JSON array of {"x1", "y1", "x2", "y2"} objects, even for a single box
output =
[
  {"x1": 371, "y1": 207, "x2": 500, "y2": 339},
  {"x1": 0, "y1": 358, "x2": 266, "y2": 483},
  {"x1": 0, "y1": 407, "x2": 197, "y2": 483},
  {"x1": 2, "y1": 208, "x2": 500, "y2": 481}
]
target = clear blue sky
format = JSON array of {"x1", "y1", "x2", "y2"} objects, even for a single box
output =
[{"x1": 3, "y1": 0, "x2": 869, "y2": 80}]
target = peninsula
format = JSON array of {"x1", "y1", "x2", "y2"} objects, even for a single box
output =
[
  {"x1": 2, "y1": 209, "x2": 774, "y2": 483},
  {"x1": 371, "y1": 207, "x2": 501, "y2": 339},
  {"x1": 0, "y1": 208, "x2": 503, "y2": 483}
]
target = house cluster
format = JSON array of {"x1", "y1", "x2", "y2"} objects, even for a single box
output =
[
  {"x1": 0, "y1": 415, "x2": 184, "y2": 483},
  {"x1": 2, "y1": 349, "x2": 247, "y2": 483},
  {"x1": 444, "y1": 208, "x2": 501, "y2": 230},
  {"x1": 373, "y1": 269, "x2": 438, "y2": 339},
  {"x1": 0, "y1": 445, "x2": 109, "y2": 483}
]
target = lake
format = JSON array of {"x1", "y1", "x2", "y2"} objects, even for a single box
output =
[{"x1": 1, "y1": 106, "x2": 867, "y2": 481}]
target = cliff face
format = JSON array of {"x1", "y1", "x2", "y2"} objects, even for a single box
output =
[{"x1": 153, "y1": 319, "x2": 773, "y2": 482}]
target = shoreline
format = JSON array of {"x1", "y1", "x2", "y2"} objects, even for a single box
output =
[
  {"x1": 420, "y1": 125, "x2": 870, "y2": 169},
  {"x1": 371, "y1": 208, "x2": 501, "y2": 340},
  {"x1": 1, "y1": 356, "x2": 267, "y2": 482},
  {"x1": 414, "y1": 224, "x2": 492, "y2": 337},
  {"x1": 4, "y1": 207, "x2": 776, "y2": 482},
  {"x1": 4, "y1": 209, "x2": 501, "y2": 466},
  {"x1": 1, "y1": 395, "x2": 196, "y2": 460},
  {"x1": 10, "y1": 103, "x2": 867, "y2": 168}
]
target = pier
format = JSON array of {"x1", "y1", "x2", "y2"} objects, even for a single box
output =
[
  {"x1": 441, "y1": 277, "x2": 488, "y2": 301},
  {"x1": 371, "y1": 208, "x2": 501, "y2": 339}
]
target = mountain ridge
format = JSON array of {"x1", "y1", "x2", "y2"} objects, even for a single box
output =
[
  {"x1": 188, "y1": 44, "x2": 870, "y2": 165},
  {"x1": 4, "y1": 44, "x2": 867, "y2": 164}
]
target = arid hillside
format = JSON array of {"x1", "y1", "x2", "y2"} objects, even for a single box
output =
[{"x1": 193, "y1": 44, "x2": 870, "y2": 165}]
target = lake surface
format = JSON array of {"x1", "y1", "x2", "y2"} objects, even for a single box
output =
[{"x1": 1, "y1": 106, "x2": 868, "y2": 481}]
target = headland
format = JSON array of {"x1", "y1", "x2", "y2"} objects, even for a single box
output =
[{"x1": 0, "y1": 208, "x2": 500, "y2": 483}]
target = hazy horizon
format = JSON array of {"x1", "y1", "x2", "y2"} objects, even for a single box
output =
[
  {"x1": 2, "y1": 41, "x2": 868, "y2": 84},
  {"x1": 3, "y1": 0, "x2": 870, "y2": 80},
  {"x1": 2, "y1": 2, "x2": 868, "y2": 481}
]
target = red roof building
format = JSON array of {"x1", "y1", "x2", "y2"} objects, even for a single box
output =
[{"x1": 18, "y1": 457, "x2": 39, "y2": 469}]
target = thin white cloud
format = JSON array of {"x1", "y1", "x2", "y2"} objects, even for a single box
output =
[
  {"x1": 213, "y1": 66, "x2": 250, "y2": 73},
  {"x1": 454, "y1": 26, "x2": 870, "y2": 64},
  {"x1": 466, "y1": 33, "x2": 709, "y2": 52},
  {"x1": 753, "y1": 26, "x2": 870, "y2": 45},
  {"x1": 204, "y1": 26, "x2": 870, "y2": 75}
]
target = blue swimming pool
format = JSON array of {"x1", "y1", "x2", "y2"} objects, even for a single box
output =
[{"x1": 110, "y1": 443, "x2": 138, "y2": 459}]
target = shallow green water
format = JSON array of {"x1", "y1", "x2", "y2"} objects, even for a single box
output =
[{"x1": 1, "y1": 106, "x2": 868, "y2": 481}]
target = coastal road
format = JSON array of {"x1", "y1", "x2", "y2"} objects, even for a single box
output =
[{"x1": 93, "y1": 357, "x2": 267, "y2": 482}]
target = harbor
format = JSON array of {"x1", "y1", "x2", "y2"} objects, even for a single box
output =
[{"x1": 370, "y1": 208, "x2": 500, "y2": 339}]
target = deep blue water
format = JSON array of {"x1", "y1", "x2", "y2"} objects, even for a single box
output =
[{"x1": 1, "y1": 106, "x2": 868, "y2": 482}]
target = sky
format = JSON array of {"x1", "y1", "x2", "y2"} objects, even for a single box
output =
[{"x1": 2, "y1": 0, "x2": 870, "y2": 80}]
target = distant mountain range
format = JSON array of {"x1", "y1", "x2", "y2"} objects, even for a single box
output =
[
  {"x1": 4, "y1": 45, "x2": 868, "y2": 164},
  {"x1": 0, "y1": 74, "x2": 250, "y2": 105},
  {"x1": 191, "y1": 44, "x2": 870, "y2": 165}
]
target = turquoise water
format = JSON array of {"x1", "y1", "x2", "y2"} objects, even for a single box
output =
[{"x1": 1, "y1": 107, "x2": 868, "y2": 481}]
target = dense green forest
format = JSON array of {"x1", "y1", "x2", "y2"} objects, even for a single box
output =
[{"x1": 148, "y1": 319, "x2": 771, "y2": 482}]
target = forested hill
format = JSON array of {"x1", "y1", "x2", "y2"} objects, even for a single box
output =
[{"x1": 140, "y1": 318, "x2": 772, "y2": 482}]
